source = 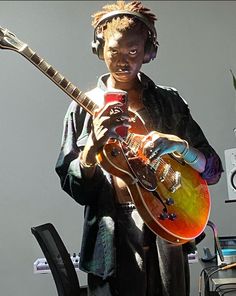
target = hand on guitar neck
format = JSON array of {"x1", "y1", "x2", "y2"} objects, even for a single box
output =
[{"x1": 80, "y1": 100, "x2": 130, "y2": 178}]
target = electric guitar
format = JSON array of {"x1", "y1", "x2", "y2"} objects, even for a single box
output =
[{"x1": 0, "y1": 27, "x2": 211, "y2": 244}]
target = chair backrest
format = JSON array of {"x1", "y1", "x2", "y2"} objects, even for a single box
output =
[{"x1": 31, "y1": 223, "x2": 81, "y2": 296}]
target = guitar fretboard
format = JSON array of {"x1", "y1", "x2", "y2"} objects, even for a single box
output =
[
  {"x1": 19, "y1": 45, "x2": 180, "y2": 193},
  {"x1": 20, "y1": 45, "x2": 98, "y2": 115}
]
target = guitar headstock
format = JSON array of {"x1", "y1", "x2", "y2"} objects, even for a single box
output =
[{"x1": 0, "y1": 27, "x2": 27, "y2": 52}]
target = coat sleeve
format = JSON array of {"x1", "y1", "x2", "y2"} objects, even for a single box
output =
[
  {"x1": 177, "y1": 98, "x2": 224, "y2": 185},
  {"x1": 151, "y1": 85, "x2": 224, "y2": 186},
  {"x1": 55, "y1": 101, "x2": 110, "y2": 205}
]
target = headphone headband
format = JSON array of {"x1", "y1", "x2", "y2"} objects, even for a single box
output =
[{"x1": 94, "y1": 10, "x2": 157, "y2": 40}]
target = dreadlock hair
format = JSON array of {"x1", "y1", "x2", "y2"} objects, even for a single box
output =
[{"x1": 91, "y1": 0, "x2": 157, "y2": 40}]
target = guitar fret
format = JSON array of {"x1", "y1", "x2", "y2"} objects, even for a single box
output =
[
  {"x1": 71, "y1": 88, "x2": 80, "y2": 98},
  {"x1": 66, "y1": 83, "x2": 76, "y2": 94},
  {"x1": 79, "y1": 94, "x2": 90, "y2": 106},
  {"x1": 14, "y1": 44, "x2": 97, "y2": 115},
  {"x1": 22, "y1": 47, "x2": 49, "y2": 73},
  {"x1": 23, "y1": 48, "x2": 56, "y2": 77},
  {"x1": 78, "y1": 93, "x2": 89, "y2": 107},
  {"x1": 86, "y1": 99, "x2": 96, "y2": 111},
  {"x1": 22, "y1": 46, "x2": 34, "y2": 59},
  {"x1": 37, "y1": 59, "x2": 49, "y2": 72},
  {"x1": 90, "y1": 103, "x2": 98, "y2": 114},
  {"x1": 46, "y1": 66, "x2": 56, "y2": 77},
  {"x1": 53, "y1": 72, "x2": 64, "y2": 83},
  {"x1": 77, "y1": 93, "x2": 97, "y2": 113},
  {"x1": 87, "y1": 100, "x2": 96, "y2": 109},
  {"x1": 60, "y1": 78, "x2": 69, "y2": 88},
  {"x1": 31, "y1": 53, "x2": 42, "y2": 65}
]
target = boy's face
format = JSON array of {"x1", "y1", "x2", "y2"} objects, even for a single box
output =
[{"x1": 103, "y1": 26, "x2": 146, "y2": 86}]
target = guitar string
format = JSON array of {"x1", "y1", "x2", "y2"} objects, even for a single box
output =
[{"x1": 125, "y1": 133, "x2": 178, "y2": 189}]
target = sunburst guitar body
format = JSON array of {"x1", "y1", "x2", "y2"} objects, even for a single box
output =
[{"x1": 97, "y1": 111, "x2": 210, "y2": 245}]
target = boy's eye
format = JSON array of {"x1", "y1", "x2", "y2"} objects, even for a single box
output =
[{"x1": 110, "y1": 49, "x2": 118, "y2": 55}]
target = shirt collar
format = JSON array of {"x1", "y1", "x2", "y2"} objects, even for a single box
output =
[{"x1": 97, "y1": 72, "x2": 153, "y2": 91}]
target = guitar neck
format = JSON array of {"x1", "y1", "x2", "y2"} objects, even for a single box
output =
[{"x1": 20, "y1": 45, "x2": 98, "y2": 115}]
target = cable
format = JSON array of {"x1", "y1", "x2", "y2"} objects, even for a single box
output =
[
  {"x1": 204, "y1": 267, "x2": 223, "y2": 295},
  {"x1": 198, "y1": 265, "x2": 219, "y2": 296},
  {"x1": 215, "y1": 283, "x2": 236, "y2": 293},
  {"x1": 207, "y1": 220, "x2": 224, "y2": 262},
  {"x1": 221, "y1": 288, "x2": 236, "y2": 295},
  {"x1": 198, "y1": 221, "x2": 235, "y2": 295},
  {"x1": 201, "y1": 262, "x2": 236, "y2": 295}
]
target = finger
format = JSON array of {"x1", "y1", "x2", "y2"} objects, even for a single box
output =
[
  {"x1": 140, "y1": 131, "x2": 160, "y2": 151},
  {"x1": 93, "y1": 116, "x2": 130, "y2": 143},
  {"x1": 141, "y1": 134, "x2": 153, "y2": 145},
  {"x1": 149, "y1": 148, "x2": 161, "y2": 160},
  {"x1": 143, "y1": 137, "x2": 162, "y2": 156},
  {"x1": 101, "y1": 110, "x2": 129, "y2": 130},
  {"x1": 109, "y1": 130, "x2": 125, "y2": 143},
  {"x1": 149, "y1": 139, "x2": 168, "y2": 159},
  {"x1": 104, "y1": 101, "x2": 124, "y2": 115},
  {"x1": 142, "y1": 140, "x2": 154, "y2": 155},
  {"x1": 93, "y1": 101, "x2": 123, "y2": 119},
  {"x1": 109, "y1": 108, "x2": 129, "y2": 123},
  {"x1": 149, "y1": 141, "x2": 173, "y2": 160}
]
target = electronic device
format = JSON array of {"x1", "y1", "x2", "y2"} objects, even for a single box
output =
[
  {"x1": 91, "y1": 10, "x2": 159, "y2": 63},
  {"x1": 104, "y1": 90, "x2": 128, "y2": 138},
  {"x1": 33, "y1": 253, "x2": 80, "y2": 274},
  {"x1": 224, "y1": 148, "x2": 236, "y2": 200},
  {"x1": 216, "y1": 236, "x2": 236, "y2": 265}
]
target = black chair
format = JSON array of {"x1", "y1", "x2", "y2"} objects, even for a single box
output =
[{"x1": 31, "y1": 222, "x2": 82, "y2": 296}]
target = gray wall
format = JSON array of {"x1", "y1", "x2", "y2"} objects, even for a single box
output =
[{"x1": 0, "y1": 1, "x2": 236, "y2": 295}]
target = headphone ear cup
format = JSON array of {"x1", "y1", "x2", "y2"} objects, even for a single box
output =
[
  {"x1": 91, "y1": 33, "x2": 105, "y2": 60},
  {"x1": 143, "y1": 39, "x2": 158, "y2": 64}
]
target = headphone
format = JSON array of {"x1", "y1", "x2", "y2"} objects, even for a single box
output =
[{"x1": 91, "y1": 10, "x2": 159, "y2": 64}]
